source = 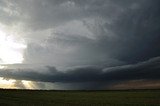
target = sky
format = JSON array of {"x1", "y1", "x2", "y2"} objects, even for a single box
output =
[{"x1": 0, "y1": 0, "x2": 160, "y2": 90}]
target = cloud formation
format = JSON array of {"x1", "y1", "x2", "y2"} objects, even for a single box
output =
[
  {"x1": 20, "y1": 0, "x2": 160, "y2": 66},
  {"x1": 0, "y1": 0, "x2": 160, "y2": 89},
  {"x1": 0, "y1": 56, "x2": 160, "y2": 89}
]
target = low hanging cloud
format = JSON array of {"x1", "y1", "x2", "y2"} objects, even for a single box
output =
[{"x1": 0, "y1": 56, "x2": 160, "y2": 89}]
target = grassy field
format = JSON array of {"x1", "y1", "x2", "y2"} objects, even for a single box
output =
[{"x1": 0, "y1": 89, "x2": 160, "y2": 106}]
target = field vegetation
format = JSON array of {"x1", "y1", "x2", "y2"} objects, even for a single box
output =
[{"x1": 0, "y1": 89, "x2": 160, "y2": 106}]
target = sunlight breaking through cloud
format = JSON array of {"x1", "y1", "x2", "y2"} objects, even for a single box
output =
[
  {"x1": 0, "y1": 28, "x2": 27, "y2": 64},
  {"x1": 0, "y1": 77, "x2": 16, "y2": 89}
]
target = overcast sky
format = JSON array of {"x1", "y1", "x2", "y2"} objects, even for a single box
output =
[{"x1": 0, "y1": 0, "x2": 160, "y2": 90}]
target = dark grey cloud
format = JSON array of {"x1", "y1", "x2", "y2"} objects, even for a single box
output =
[
  {"x1": 19, "y1": 0, "x2": 160, "y2": 67},
  {"x1": 0, "y1": 0, "x2": 87, "y2": 30},
  {"x1": 0, "y1": 0, "x2": 160, "y2": 89},
  {"x1": 0, "y1": 56, "x2": 160, "y2": 89},
  {"x1": 79, "y1": 0, "x2": 160, "y2": 63},
  {"x1": 105, "y1": 1, "x2": 160, "y2": 63}
]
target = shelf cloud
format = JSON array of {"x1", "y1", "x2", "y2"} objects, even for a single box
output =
[{"x1": 0, "y1": 0, "x2": 160, "y2": 89}]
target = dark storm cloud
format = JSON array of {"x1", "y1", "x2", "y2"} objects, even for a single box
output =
[
  {"x1": 78, "y1": 0, "x2": 160, "y2": 63},
  {"x1": 1, "y1": 0, "x2": 154, "y2": 65},
  {"x1": 0, "y1": 0, "x2": 160, "y2": 89},
  {"x1": 0, "y1": 0, "x2": 87, "y2": 30},
  {"x1": 0, "y1": 56, "x2": 160, "y2": 89},
  {"x1": 105, "y1": 0, "x2": 160, "y2": 63},
  {"x1": 20, "y1": 0, "x2": 160, "y2": 66}
]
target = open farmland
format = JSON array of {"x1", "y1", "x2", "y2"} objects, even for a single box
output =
[{"x1": 0, "y1": 89, "x2": 160, "y2": 106}]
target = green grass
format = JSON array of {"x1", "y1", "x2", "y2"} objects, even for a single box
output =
[{"x1": 0, "y1": 89, "x2": 160, "y2": 106}]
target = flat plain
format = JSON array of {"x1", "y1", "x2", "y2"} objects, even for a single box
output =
[{"x1": 0, "y1": 89, "x2": 160, "y2": 106}]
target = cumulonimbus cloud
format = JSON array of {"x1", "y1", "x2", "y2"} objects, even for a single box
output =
[
  {"x1": 0, "y1": 57, "x2": 160, "y2": 86},
  {"x1": 0, "y1": 0, "x2": 160, "y2": 89}
]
